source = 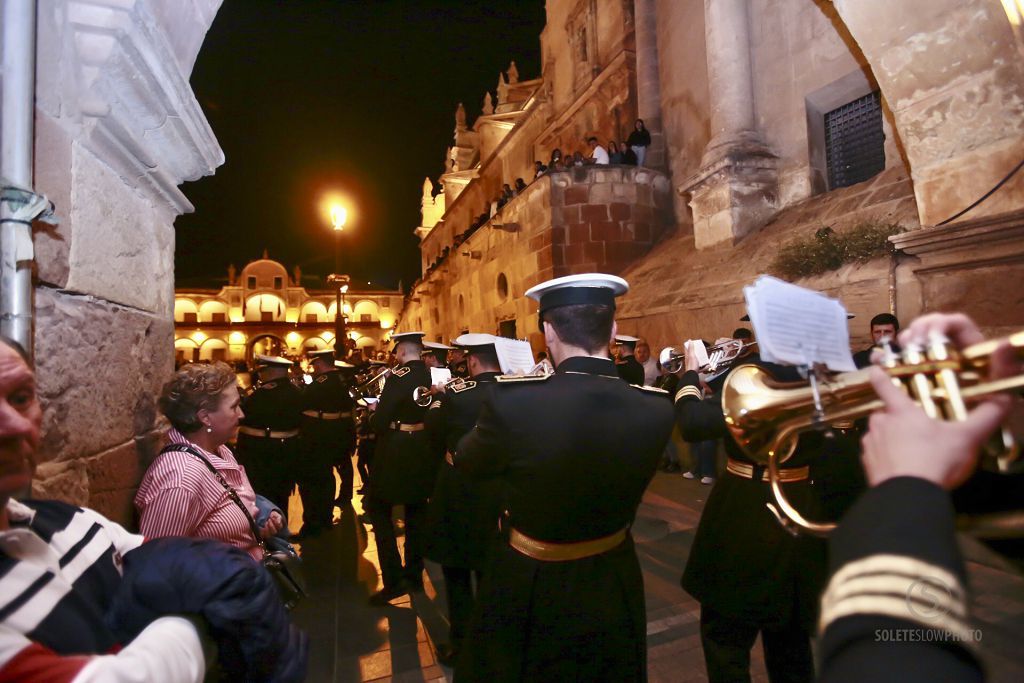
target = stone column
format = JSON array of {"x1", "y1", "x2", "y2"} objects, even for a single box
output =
[
  {"x1": 633, "y1": 0, "x2": 665, "y2": 169},
  {"x1": 682, "y1": 0, "x2": 778, "y2": 249}
]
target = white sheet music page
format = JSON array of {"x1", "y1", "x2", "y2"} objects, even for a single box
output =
[
  {"x1": 429, "y1": 367, "x2": 452, "y2": 387},
  {"x1": 684, "y1": 339, "x2": 710, "y2": 367},
  {"x1": 743, "y1": 276, "x2": 857, "y2": 372},
  {"x1": 493, "y1": 337, "x2": 536, "y2": 374}
]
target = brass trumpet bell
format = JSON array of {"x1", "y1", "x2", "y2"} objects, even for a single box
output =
[{"x1": 721, "y1": 330, "x2": 1024, "y2": 537}]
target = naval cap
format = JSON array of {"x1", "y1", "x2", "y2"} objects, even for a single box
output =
[
  {"x1": 391, "y1": 331, "x2": 426, "y2": 347},
  {"x1": 526, "y1": 273, "x2": 628, "y2": 315},
  {"x1": 307, "y1": 348, "x2": 336, "y2": 361},
  {"x1": 453, "y1": 333, "x2": 498, "y2": 352},
  {"x1": 254, "y1": 354, "x2": 293, "y2": 368},
  {"x1": 614, "y1": 334, "x2": 639, "y2": 349},
  {"x1": 422, "y1": 341, "x2": 453, "y2": 351},
  {"x1": 334, "y1": 360, "x2": 355, "y2": 369}
]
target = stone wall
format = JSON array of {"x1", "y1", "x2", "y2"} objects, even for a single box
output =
[
  {"x1": 400, "y1": 165, "x2": 673, "y2": 350},
  {"x1": 28, "y1": 0, "x2": 223, "y2": 526}
]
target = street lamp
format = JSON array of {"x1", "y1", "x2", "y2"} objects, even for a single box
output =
[{"x1": 328, "y1": 203, "x2": 349, "y2": 357}]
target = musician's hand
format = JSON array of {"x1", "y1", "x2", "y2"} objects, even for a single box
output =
[
  {"x1": 684, "y1": 341, "x2": 701, "y2": 373},
  {"x1": 862, "y1": 365, "x2": 1011, "y2": 489},
  {"x1": 897, "y1": 312, "x2": 984, "y2": 350}
]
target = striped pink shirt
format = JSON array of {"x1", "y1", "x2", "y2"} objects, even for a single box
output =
[{"x1": 134, "y1": 428, "x2": 264, "y2": 562}]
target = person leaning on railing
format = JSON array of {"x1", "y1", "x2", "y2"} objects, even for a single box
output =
[{"x1": 819, "y1": 312, "x2": 1019, "y2": 683}]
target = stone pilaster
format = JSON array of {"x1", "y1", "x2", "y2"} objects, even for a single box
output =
[
  {"x1": 682, "y1": 0, "x2": 778, "y2": 248},
  {"x1": 633, "y1": 0, "x2": 666, "y2": 169}
]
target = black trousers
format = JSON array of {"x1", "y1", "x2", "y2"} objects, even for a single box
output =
[
  {"x1": 367, "y1": 499, "x2": 428, "y2": 589},
  {"x1": 441, "y1": 566, "x2": 478, "y2": 645},
  {"x1": 296, "y1": 453, "x2": 335, "y2": 531},
  {"x1": 699, "y1": 605, "x2": 814, "y2": 683}
]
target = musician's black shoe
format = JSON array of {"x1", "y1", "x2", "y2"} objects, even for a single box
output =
[
  {"x1": 435, "y1": 643, "x2": 460, "y2": 667},
  {"x1": 368, "y1": 580, "x2": 411, "y2": 606}
]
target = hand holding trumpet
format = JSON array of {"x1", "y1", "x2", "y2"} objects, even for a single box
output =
[{"x1": 862, "y1": 313, "x2": 1020, "y2": 490}]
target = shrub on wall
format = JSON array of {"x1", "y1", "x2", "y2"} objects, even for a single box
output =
[{"x1": 770, "y1": 219, "x2": 905, "y2": 280}]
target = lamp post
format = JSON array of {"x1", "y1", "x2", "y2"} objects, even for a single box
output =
[{"x1": 328, "y1": 205, "x2": 348, "y2": 357}]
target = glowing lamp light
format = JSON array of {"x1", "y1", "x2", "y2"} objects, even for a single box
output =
[
  {"x1": 228, "y1": 331, "x2": 246, "y2": 345},
  {"x1": 380, "y1": 319, "x2": 393, "y2": 329},
  {"x1": 322, "y1": 331, "x2": 335, "y2": 342},
  {"x1": 348, "y1": 331, "x2": 360, "y2": 341},
  {"x1": 191, "y1": 331, "x2": 207, "y2": 343},
  {"x1": 286, "y1": 331, "x2": 302, "y2": 346},
  {"x1": 330, "y1": 205, "x2": 347, "y2": 231},
  {"x1": 342, "y1": 303, "x2": 352, "y2": 315}
]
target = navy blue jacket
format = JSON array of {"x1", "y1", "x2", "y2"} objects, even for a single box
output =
[{"x1": 107, "y1": 537, "x2": 307, "y2": 682}]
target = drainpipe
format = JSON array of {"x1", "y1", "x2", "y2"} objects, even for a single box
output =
[{"x1": 1, "y1": 0, "x2": 38, "y2": 358}]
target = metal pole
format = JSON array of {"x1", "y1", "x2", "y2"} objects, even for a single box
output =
[{"x1": 1, "y1": 0, "x2": 37, "y2": 357}]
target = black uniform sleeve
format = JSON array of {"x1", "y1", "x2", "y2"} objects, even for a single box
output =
[
  {"x1": 369, "y1": 370, "x2": 405, "y2": 434},
  {"x1": 819, "y1": 477, "x2": 982, "y2": 683},
  {"x1": 424, "y1": 391, "x2": 448, "y2": 454},
  {"x1": 672, "y1": 370, "x2": 727, "y2": 443},
  {"x1": 453, "y1": 394, "x2": 509, "y2": 478}
]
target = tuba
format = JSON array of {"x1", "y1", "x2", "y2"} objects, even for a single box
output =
[
  {"x1": 722, "y1": 330, "x2": 1024, "y2": 537},
  {"x1": 349, "y1": 366, "x2": 392, "y2": 406}
]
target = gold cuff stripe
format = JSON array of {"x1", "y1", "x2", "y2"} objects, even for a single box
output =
[
  {"x1": 674, "y1": 386, "x2": 702, "y2": 403},
  {"x1": 819, "y1": 554, "x2": 971, "y2": 644}
]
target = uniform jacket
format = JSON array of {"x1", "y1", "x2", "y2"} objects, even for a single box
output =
[
  {"x1": 423, "y1": 372, "x2": 503, "y2": 570},
  {"x1": 819, "y1": 477, "x2": 982, "y2": 682},
  {"x1": 241, "y1": 379, "x2": 304, "y2": 432},
  {"x1": 368, "y1": 359, "x2": 437, "y2": 503},
  {"x1": 299, "y1": 369, "x2": 355, "y2": 451},
  {"x1": 616, "y1": 355, "x2": 645, "y2": 386},
  {"x1": 674, "y1": 366, "x2": 827, "y2": 627},
  {"x1": 453, "y1": 355, "x2": 674, "y2": 682}
]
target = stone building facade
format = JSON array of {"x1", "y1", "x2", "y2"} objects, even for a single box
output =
[
  {"x1": 174, "y1": 256, "x2": 401, "y2": 363},
  {"x1": 23, "y1": 0, "x2": 225, "y2": 524},
  {"x1": 397, "y1": 0, "x2": 1024, "y2": 356}
]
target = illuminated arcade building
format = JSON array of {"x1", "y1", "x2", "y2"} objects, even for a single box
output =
[{"x1": 174, "y1": 254, "x2": 401, "y2": 364}]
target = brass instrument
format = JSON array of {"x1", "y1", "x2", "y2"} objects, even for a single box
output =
[
  {"x1": 659, "y1": 339, "x2": 754, "y2": 377},
  {"x1": 349, "y1": 366, "x2": 392, "y2": 406},
  {"x1": 722, "y1": 330, "x2": 1024, "y2": 537},
  {"x1": 414, "y1": 377, "x2": 468, "y2": 406}
]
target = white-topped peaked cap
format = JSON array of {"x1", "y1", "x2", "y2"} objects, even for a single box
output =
[
  {"x1": 307, "y1": 348, "x2": 336, "y2": 360},
  {"x1": 525, "y1": 273, "x2": 629, "y2": 315},
  {"x1": 334, "y1": 360, "x2": 355, "y2": 369},
  {"x1": 614, "y1": 335, "x2": 639, "y2": 348},
  {"x1": 453, "y1": 333, "x2": 499, "y2": 353},
  {"x1": 391, "y1": 331, "x2": 426, "y2": 347},
  {"x1": 422, "y1": 341, "x2": 454, "y2": 351},
  {"x1": 254, "y1": 354, "x2": 293, "y2": 368}
]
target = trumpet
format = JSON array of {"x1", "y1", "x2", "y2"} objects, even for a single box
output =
[
  {"x1": 413, "y1": 377, "x2": 469, "y2": 407},
  {"x1": 659, "y1": 339, "x2": 754, "y2": 377},
  {"x1": 722, "y1": 330, "x2": 1024, "y2": 537},
  {"x1": 349, "y1": 366, "x2": 392, "y2": 405}
]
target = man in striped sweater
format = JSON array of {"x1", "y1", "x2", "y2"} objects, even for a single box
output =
[{"x1": 0, "y1": 338, "x2": 211, "y2": 682}]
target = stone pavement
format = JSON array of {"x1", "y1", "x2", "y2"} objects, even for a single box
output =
[{"x1": 286, "y1": 469, "x2": 1024, "y2": 683}]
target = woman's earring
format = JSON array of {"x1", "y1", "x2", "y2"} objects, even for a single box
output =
[{"x1": 205, "y1": 425, "x2": 212, "y2": 434}]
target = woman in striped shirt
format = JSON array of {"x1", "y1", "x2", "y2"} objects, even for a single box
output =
[{"x1": 136, "y1": 362, "x2": 283, "y2": 561}]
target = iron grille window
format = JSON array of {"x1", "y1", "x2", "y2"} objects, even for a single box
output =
[{"x1": 825, "y1": 91, "x2": 885, "y2": 190}]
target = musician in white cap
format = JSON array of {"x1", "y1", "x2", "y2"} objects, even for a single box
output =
[
  {"x1": 423, "y1": 333, "x2": 505, "y2": 666},
  {"x1": 452, "y1": 273, "x2": 674, "y2": 681},
  {"x1": 366, "y1": 331, "x2": 439, "y2": 604},
  {"x1": 614, "y1": 334, "x2": 645, "y2": 385},
  {"x1": 422, "y1": 341, "x2": 453, "y2": 369},
  {"x1": 236, "y1": 354, "x2": 303, "y2": 511}
]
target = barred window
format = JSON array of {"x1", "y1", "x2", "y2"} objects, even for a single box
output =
[{"x1": 825, "y1": 91, "x2": 885, "y2": 190}]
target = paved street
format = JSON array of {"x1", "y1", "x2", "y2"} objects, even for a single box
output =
[{"x1": 287, "y1": 467, "x2": 1024, "y2": 683}]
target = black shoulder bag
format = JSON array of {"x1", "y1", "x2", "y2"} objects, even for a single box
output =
[{"x1": 160, "y1": 443, "x2": 307, "y2": 610}]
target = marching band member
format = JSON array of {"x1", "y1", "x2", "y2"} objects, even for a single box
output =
[
  {"x1": 453, "y1": 274, "x2": 674, "y2": 682},
  {"x1": 423, "y1": 333, "x2": 505, "y2": 666}
]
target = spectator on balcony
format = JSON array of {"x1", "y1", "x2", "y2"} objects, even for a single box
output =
[
  {"x1": 534, "y1": 160, "x2": 548, "y2": 178},
  {"x1": 571, "y1": 151, "x2": 585, "y2": 167},
  {"x1": 548, "y1": 148, "x2": 564, "y2": 171},
  {"x1": 514, "y1": 178, "x2": 527, "y2": 194},
  {"x1": 627, "y1": 119, "x2": 652, "y2": 166},
  {"x1": 608, "y1": 141, "x2": 623, "y2": 164},
  {"x1": 621, "y1": 141, "x2": 638, "y2": 166},
  {"x1": 586, "y1": 137, "x2": 610, "y2": 165}
]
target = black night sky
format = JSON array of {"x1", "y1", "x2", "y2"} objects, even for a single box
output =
[{"x1": 174, "y1": 0, "x2": 545, "y2": 291}]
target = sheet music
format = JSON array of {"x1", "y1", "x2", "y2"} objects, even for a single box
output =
[
  {"x1": 430, "y1": 367, "x2": 452, "y2": 387},
  {"x1": 493, "y1": 337, "x2": 537, "y2": 374},
  {"x1": 684, "y1": 339, "x2": 709, "y2": 368},
  {"x1": 743, "y1": 275, "x2": 856, "y2": 372}
]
